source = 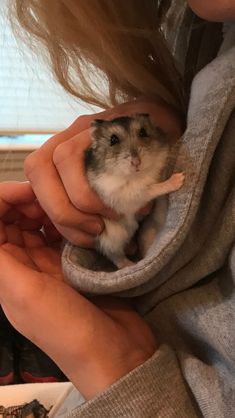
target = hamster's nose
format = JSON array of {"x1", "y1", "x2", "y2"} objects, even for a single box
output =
[{"x1": 131, "y1": 151, "x2": 141, "y2": 168}]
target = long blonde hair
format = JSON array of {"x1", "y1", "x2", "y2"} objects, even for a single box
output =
[{"x1": 9, "y1": 0, "x2": 185, "y2": 111}]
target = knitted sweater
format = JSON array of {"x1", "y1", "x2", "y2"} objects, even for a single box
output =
[{"x1": 62, "y1": 27, "x2": 235, "y2": 418}]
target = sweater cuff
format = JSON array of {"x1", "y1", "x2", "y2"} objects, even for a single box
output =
[{"x1": 67, "y1": 345, "x2": 199, "y2": 418}]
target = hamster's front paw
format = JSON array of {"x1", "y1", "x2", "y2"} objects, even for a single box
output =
[{"x1": 169, "y1": 172, "x2": 185, "y2": 191}]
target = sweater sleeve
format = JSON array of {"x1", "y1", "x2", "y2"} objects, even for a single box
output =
[{"x1": 67, "y1": 345, "x2": 200, "y2": 418}]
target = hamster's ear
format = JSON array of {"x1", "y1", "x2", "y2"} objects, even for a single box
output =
[
  {"x1": 91, "y1": 119, "x2": 104, "y2": 127},
  {"x1": 133, "y1": 113, "x2": 150, "y2": 119},
  {"x1": 90, "y1": 119, "x2": 104, "y2": 147},
  {"x1": 154, "y1": 125, "x2": 171, "y2": 145},
  {"x1": 138, "y1": 113, "x2": 150, "y2": 118},
  {"x1": 155, "y1": 126, "x2": 165, "y2": 137}
]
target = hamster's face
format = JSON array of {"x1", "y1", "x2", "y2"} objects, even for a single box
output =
[{"x1": 86, "y1": 114, "x2": 169, "y2": 180}]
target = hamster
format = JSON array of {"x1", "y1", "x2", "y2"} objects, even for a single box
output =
[{"x1": 85, "y1": 114, "x2": 184, "y2": 269}]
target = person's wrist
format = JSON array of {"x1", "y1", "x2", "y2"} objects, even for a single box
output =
[{"x1": 67, "y1": 346, "x2": 157, "y2": 400}]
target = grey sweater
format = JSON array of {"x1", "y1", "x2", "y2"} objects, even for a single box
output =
[{"x1": 62, "y1": 29, "x2": 235, "y2": 418}]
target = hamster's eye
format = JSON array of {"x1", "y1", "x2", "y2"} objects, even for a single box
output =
[
  {"x1": 139, "y1": 127, "x2": 148, "y2": 138},
  {"x1": 110, "y1": 134, "x2": 120, "y2": 146}
]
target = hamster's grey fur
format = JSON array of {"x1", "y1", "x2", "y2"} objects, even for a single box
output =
[{"x1": 86, "y1": 114, "x2": 184, "y2": 269}]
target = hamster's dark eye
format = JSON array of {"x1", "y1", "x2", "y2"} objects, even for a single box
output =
[
  {"x1": 110, "y1": 134, "x2": 120, "y2": 146},
  {"x1": 139, "y1": 127, "x2": 148, "y2": 138}
]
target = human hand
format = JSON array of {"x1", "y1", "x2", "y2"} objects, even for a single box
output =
[
  {"x1": 0, "y1": 182, "x2": 157, "y2": 399},
  {"x1": 0, "y1": 181, "x2": 61, "y2": 247},
  {"x1": 24, "y1": 98, "x2": 182, "y2": 248}
]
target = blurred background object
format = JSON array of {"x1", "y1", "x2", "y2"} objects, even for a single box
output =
[{"x1": 0, "y1": 0, "x2": 99, "y2": 181}]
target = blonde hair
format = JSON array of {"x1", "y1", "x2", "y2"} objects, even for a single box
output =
[{"x1": 9, "y1": 0, "x2": 185, "y2": 111}]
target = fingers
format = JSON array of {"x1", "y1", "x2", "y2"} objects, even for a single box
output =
[
  {"x1": 23, "y1": 113, "x2": 120, "y2": 245},
  {"x1": 0, "y1": 222, "x2": 25, "y2": 246},
  {"x1": 0, "y1": 230, "x2": 62, "y2": 277},
  {"x1": 55, "y1": 224, "x2": 95, "y2": 247},
  {"x1": 5, "y1": 224, "x2": 25, "y2": 247},
  {"x1": 1, "y1": 243, "x2": 38, "y2": 269},
  {"x1": 25, "y1": 147, "x2": 104, "y2": 237},
  {"x1": 0, "y1": 221, "x2": 47, "y2": 247},
  {"x1": 36, "y1": 114, "x2": 96, "y2": 152},
  {"x1": 25, "y1": 246, "x2": 63, "y2": 277},
  {"x1": 22, "y1": 230, "x2": 46, "y2": 248},
  {"x1": 53, "y1": 132, "x2": 117, "y2": 219},
  {"x1": 0, "y1": 181, "x2": 64, "y2": 248},
  {"x1": 0, "y1": 181, "x2": 35, "y2": 217},
  {"x1": 0, "y1": 182, "x2": 47, "y2": 232},
  {"x1": 42, "y1": 223, "x2": 62, "y2": 246},
  {"x1": 17, "y1": 200, "x2": 45, "y2": 219},
  {"x1": 0, "y1": 247, "x2": 104, "y2": 363},
  {"x1": 15, "y1": 216, "x2": 44, "y2": 231}
]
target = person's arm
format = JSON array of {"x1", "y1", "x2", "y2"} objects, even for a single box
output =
[
  {"x1": 69, "y1": 344, "x2": 200, "y2": 418},
  {"x1": 0, "y1": 181, "x2": 157, "y2": 399},
  {"x1": 0, "y1": 181, "x2": 223, "y2": 417}
]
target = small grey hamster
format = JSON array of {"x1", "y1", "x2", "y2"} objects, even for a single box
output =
[{"x1": 85, "y1": 113, "x2": 184, "y2": 269}]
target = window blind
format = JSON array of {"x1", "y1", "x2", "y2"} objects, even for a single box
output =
[{"x1": 0, "y1": 3, "x2": 96, "y2": 134}]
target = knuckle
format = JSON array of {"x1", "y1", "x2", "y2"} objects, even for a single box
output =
[
  {"x1": 24, "y1": 150, "x2": 47, "y2": 178},
  {"x1": 24, "y1": 149, "x2": 50, "y2": 179},
  {"x1": 69, "y1": 114, "x2": 92, "y2": 130},
  {"x1": 53, "y1": 141, "x2": 77, "y2": 165},
  {"x1": 50, "y1": 205, "x2": 69, "y2": 225},
  {"x1": 76, "y1": 114, "x2": 91, "y2": 124},
  {"x1": 69, "y1": 235, "x2": 93, "y2": 248},
  {"x1": 70, "y1": 196, "x2": 83, "y2": 211},
  {"x1": 68, "y1": 232, "x2": 94, "y2": 248},
  {"x1": 71, "y1": 186, "x2": 93, "y2": 213},
  {"x1": 56, "y1": 224, "x2": 95, "y2": 248},
  {"x1": 50, "y1": 200, "x2": 85, "y2": 226}
]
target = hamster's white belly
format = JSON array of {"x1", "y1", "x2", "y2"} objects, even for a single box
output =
[{"x1": 95, "y1": 215, "x2": 138, "y2": 261}]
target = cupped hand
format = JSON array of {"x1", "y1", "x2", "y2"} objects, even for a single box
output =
[
  {"x1": 0, "y1": 181, "x2": 157, "y2": 399},
  {"x1": 24, "y1": 98, "x2": 182, "y2": 247},
  {"x1": 0, "y1": 181, "x2": 61, "y2": 246}
]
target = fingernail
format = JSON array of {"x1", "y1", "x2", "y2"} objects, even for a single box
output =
[{"x1": 90, "y1": 222, "x2": 103, "y2": 235}]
